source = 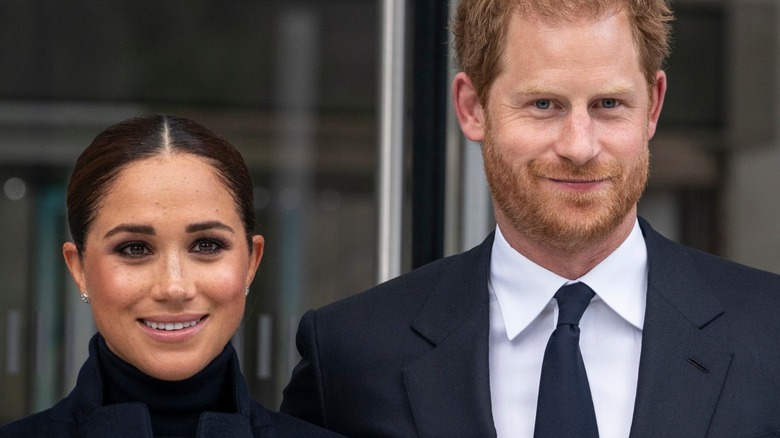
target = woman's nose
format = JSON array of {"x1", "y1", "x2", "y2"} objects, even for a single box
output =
[{"x1": 151, "y1": 252, "x2": 194, "y2": 301}]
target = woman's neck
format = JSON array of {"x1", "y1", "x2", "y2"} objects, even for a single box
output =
[{"x1": 96, "y1": 335, "x2": 236, "y2": 437}]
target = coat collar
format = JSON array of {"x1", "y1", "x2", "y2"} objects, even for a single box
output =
[
  {"x1": 402, "y1": 219, "x2": 734, "y2": 437},
  {"x1": 407, "y1": 219, "x2": 726, "y2": 345},
  {"x1": 629, "y1": 218, "x2": 731, "y2": 436},
  {"x1": 404, "y1": 233, "x2": 497, "y2": 438},
  {"x1": 51, "y1": 335, "x2": 262, "y2": 437},
  {"x1": 639, "y1": 217, "x2": 724, "y2": 328}
]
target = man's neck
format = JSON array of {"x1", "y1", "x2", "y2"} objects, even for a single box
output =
[{"x1": 497, "y1": 212, "x2": 637, "y2": 280}]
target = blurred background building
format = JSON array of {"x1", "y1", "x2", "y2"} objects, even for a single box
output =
[{"x1": 1, "y1": 0, "x2": 779, "y2": 422}]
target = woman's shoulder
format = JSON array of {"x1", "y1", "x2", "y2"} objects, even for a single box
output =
[
  {"x1": 0, "y1": 408, "x2": 73, "y2": 438},
  {"x1": 2, "y1": 404, "x2": 346, "y2": 438}
]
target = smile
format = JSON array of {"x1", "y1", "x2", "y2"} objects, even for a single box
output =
[
  {"x1": 143, "y1": 318, "x2": 202, "y2": 331},
  {"x1": 549, "y1": 177, "x2": 608, "y2": 184}
]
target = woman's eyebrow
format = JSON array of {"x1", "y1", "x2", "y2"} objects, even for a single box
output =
[
  {"x1": 186, "y1": 221, "x2": 235, "y2": 234},
  {"x1": 104, "y1": 224, "x2": 155, "y2": 239}
]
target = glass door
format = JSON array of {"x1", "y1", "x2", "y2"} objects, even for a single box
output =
[{"x1": 0, "y1": 0, "x2": 379, "y2": 416}]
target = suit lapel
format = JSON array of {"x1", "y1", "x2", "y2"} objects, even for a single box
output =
[
  {"x1": 630, "y1": 219, "x2": 732, "y2": 436},
  {"x1": 397, "y1": 221, "x2": 735, "y2": 437},
  {"x1": 402, "y1": 234, "x2": 497, "y2": 438}
]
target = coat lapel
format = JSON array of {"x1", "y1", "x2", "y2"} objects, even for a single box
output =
[
  {"x1": 402, "y1": 234, "x2": 497, "y2": 438},
  {"x1": 630, "y1": 219, "x2": 732, "y2": 436},
  {"x1": 197, "y1": 412, "x2": 254, "y2": 437},
  {"x1": 82, "y1": 403, "x2": 154, "y2": 437},
  {"x1": 398, "y1": 221, "x2": 735, "y2": 437},
  {"x1": 58, "y1": 335, "x2": 259, "y2": 438}
]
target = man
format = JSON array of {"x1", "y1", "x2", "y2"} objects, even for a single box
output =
[{"x1": 281, "y1": 0, "x2": 780, "y2": 436}]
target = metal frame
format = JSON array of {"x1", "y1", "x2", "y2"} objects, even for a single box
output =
[{"x1": 377, "y1": 0, "x2": 407, "y2": 282}]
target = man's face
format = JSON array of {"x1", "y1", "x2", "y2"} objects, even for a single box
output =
[{"x1": 481, "y1": 10, "x2": 665, "y2": 252}]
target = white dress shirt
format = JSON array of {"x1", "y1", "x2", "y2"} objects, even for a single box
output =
[{"x1": 489, "y1": 220, "x2": 647, "y2": 438}]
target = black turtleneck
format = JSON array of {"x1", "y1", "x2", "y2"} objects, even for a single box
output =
[{"x1": 96, "y1": 335, "x2": 236, "y2": 438}]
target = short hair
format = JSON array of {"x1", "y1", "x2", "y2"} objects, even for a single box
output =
[
  {"x1": 67, "y1": 114, "x2": 256, "y2": 254},
  {"x1": 452, "y1": 0, "x2": 674, "y2": 105}
]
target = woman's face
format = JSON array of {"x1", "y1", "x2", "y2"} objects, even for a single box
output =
[{"x1": 63, "y1": 153, "x2": 263, "y2": 380}]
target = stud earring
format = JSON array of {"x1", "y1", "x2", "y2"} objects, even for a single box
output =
[
  {"x1": 80, "y1": 293, "x2": 90, "y2": 304},
  {"x1": 245, "y1": 287, "x2": 250, "y2": 296}
]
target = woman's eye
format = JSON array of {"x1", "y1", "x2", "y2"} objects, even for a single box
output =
[
  {"x1": 534, "y1": 99, "x2": 552, "y2": 110},
  {"x1": 118, "y1": 243, "x2": 151, "y2": 257},
  {"x1": 192, "y1": 239, "x2": 223, "y2": 254},
  {"x1": 601, "y1": 98, "x2": 618, "y2": 108}
]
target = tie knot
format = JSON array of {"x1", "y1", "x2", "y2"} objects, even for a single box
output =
[{"x1": 554, "y1": 282, "x2": 595, "y2": 326}]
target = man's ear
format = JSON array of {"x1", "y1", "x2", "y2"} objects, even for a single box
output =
[
  {"x1": 63, "y1": 242, "x2": 87, "y2": 295},
  {"x1": 647, "y1": 70, "x2": 667, "y2": 140},
  {"x1": 452, "y1": 72, "x2": 487, "y2": 142}
]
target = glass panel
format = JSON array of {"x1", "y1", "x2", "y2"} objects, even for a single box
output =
[
  {"x1": 0, "y1": 172, "x2": 33, "y2": 420},
  {"x1": 0, "y1": 0, "x2": 378, "y2": 419}
]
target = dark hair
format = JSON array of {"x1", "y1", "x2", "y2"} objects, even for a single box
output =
[{"x1": 67, "y1": 114, "x2": 256, "y2": 254}]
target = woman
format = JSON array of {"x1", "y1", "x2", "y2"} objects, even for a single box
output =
[{"x1": 0, "y1": 115, "x2": 342, "y2": 437}]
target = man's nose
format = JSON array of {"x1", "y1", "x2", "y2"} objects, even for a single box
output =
[{"x1": 554, "y1": 108, "x2": 600, "y2": 166}]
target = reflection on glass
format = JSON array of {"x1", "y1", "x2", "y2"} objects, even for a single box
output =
[{"x1": 0, "y1": 0, "x2": 377, "y2": 420}]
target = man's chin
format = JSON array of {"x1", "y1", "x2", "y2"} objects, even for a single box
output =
[{"x1": 515, "y1": 205, "x2": 630, "y2": 253}]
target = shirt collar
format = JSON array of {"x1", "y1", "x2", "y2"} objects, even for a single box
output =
[{"x1": 490, "y1": 219, "x2": 648, "y2": 341}]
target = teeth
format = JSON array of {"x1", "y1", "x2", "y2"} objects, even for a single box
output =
[{"x1": 144, "y1": 318, "x2": 201, "y2": 331}]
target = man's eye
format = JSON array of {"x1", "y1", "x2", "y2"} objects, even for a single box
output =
[
  {"x1": 601, "y1": 98, "x2": 618, "y2": 108},
  {"x1": 534, "y1": 100, "x2": 552, "y2": 110}
]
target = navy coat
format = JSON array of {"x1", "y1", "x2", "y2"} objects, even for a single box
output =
[
  {"x1": 1, "y1": 336, "x2": 342, "y2": 438},
  {"x1": 281, "y1": 218, "x2": 780, "y2": 437}
]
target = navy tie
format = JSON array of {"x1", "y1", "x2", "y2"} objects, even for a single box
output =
[{"x1": 534, "y1": 282, "x2": 599, "y2": 437}]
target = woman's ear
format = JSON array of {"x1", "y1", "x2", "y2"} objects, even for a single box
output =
[
  {"x1": 63, "y1": 242, "x2": 87, "y2": 295},
  {"x1": 245, "y1": 235, "x2": 265, "y2": 286},
  {"x1": 452, "y1": 72, "x2": 487, "y2": 142}
]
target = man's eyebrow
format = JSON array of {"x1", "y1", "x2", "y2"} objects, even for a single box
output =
[
  {"x1": 595, "y1": 84, "x2": 635, "y2": 95},
  {"x1": 104, "y1": 224, "x2": 155, "y2": 239},
  {"x1": 516, "y1": 82, "x2": 635, "y2": 96},
  {"x1": 186, "y1": 221, "x2": 235, "y2": 234}
]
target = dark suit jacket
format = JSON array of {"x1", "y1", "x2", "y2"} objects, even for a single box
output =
[
  {"x1": 281, "y1": 218, "x2": 780, "y2": 437},
  {"x1": 0, "y1": 335, "x2": 343, "y2": 438}
]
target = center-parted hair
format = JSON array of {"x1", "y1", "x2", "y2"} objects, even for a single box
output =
[
  {"x1": 452, "y1": 0, "x2": 674, "y2": 105},
  {"x1": 67, "y1": 114, "x2": 256, "y2": 254}
]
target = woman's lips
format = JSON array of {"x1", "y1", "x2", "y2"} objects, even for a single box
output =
[
  {"x1": 137, "y1": 314, "x2": 208, "y2": 338},
  {"x1": 143, "y1": 317, "x2": 202, "y2": 331},
  {"x1": 137, "y1": 316, "x2": 207, "y2": 342}
]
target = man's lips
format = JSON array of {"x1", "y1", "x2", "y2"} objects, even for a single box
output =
[
  {"x1": 548, "y1": 176, "x2": 608, "y2": 184},
  {"x1": 546, "y1": 177, "x2": 610, "y2": 193}
]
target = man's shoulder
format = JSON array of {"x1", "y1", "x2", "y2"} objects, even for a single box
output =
[
  {"x1": 317, "y1": 233, "x2": 494, "y2": 318},
  {"x1": 686, "y1": 245, "x2": 780, "y2": 306},
  {"x1": 645, "y1": 220, "x2": 780, "y2": 281},
  {"x1": 689, "y1": 243, "x2": 780, "y2": 282},
  {"x1": 642, "y1": 218, "x2": 780, "y2": 307}
]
